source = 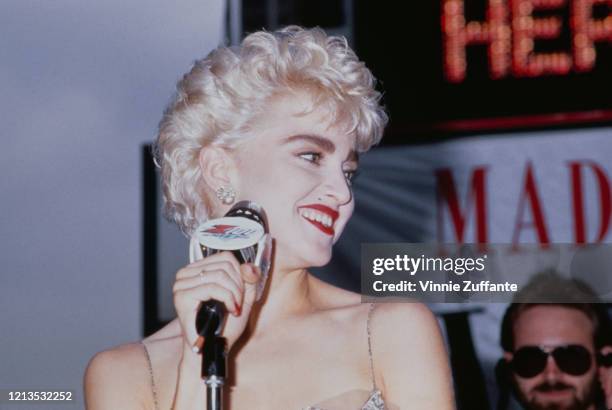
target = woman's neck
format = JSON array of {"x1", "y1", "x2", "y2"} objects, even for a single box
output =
[{"x1": 246, "y1": 265, "x2": 314, "y2": 336}]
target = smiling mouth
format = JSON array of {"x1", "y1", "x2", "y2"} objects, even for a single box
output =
[{"x1": 298, "y1": 205, "x2": 338, "y2": 236}]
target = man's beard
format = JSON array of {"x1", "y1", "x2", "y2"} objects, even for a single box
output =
[{"x1": 514, "y1": 380, "x2": 598, "y2": 410}]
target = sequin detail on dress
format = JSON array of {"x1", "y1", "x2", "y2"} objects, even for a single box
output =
[
  {"x1": 303, "y1": 389, "x2": 385, "y2": 410},
  {"x1": 362, "y1": 390, "x2": 386, "y2": 410}
]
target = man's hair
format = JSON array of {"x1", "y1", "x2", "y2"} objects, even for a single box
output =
[{"x1": 500, "y1": 270, "x2": 611, "y2": 352}]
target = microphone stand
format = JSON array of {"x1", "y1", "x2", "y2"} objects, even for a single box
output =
[
  {"x1": 192, "y1": 202, "x2": 272, "y2": 410},
  {"x1": 197, "y1": 300, "x2": 228, "y2": 410},
  {"x1": 202, "y1": 333, "x2": 227, "y2": 410}
]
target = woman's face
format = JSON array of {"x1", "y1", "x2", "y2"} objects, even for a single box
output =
[{"x1": 231, "y1": 92, "x2": 358, "y2": 271}]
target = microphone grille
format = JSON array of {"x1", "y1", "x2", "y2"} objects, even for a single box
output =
[{"x1": 225, "y1": 201, "x2": 268, "y2": 232}]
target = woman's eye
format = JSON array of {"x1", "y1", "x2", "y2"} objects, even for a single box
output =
[{"x1": 299, "y1": 152, "x2": 322, "y2": 164}]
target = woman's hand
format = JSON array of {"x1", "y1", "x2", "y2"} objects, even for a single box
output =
[
  {"x1": 170, "y1": 251, "x2": 261, "y2": 410},
  {"x1": 174, "y1": 251, "x2": 261, "y2": 352}
]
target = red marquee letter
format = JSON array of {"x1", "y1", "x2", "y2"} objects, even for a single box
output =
[
  {"x1": 436, "y1": 167, "x2": 488, "y2": 243},
  {"x1": 569, "y1": 161, "x2": 611, "y2": 243},
  {"x1": 442, "y1": 0, "x2": 511, "y2": 82},
  {"x1": 512, "y1": 162, "x2": 550, "y2": 245},
  {"x1": 572, "y1": 0, "x2": 612, "y2": 72},
  {"x1": 510, "y1": 0, "x2": 572, "y2": 77}
]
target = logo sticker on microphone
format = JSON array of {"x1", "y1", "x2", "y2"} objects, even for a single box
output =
[{"x1": 195, "y1": 217, "x2": 265, "y2": 250}]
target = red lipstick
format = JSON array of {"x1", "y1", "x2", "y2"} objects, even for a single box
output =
[
  {"x1": 298, "y1": 204, "x2": 339, "y2": 236},
  {"x1": 300, "y1": 204, "x2": 339, "y2": 220}
]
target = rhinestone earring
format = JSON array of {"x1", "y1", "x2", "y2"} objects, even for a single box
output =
[{"x1": 216, "y1": 186, "x2": 236, "y2": 205}]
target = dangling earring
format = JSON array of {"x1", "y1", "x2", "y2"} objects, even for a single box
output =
[{"x1": 216, "y1": 186, "x2": 236, "y2": 205}]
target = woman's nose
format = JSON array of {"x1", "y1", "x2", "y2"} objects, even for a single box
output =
[{"x1": 322, "y1": 168, "x2": 352, "y2": 205}]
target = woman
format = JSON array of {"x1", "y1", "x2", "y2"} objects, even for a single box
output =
[{"x1": 85, "y1": 26, "x2": 454, "y2": 409}]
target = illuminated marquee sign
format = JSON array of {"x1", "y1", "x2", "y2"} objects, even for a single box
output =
[
  {"x1": 354, "y1": 0, "x2": 612, "y2": 136},
  {"x1": 442, "y1": 0, "x2": 612, "y2": 82}
]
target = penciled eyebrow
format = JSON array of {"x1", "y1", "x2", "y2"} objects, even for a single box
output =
[{"x1": 283, "y1": 134, "x2": 359, "y2": 164}]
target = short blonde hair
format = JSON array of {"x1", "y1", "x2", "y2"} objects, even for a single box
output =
[{"x1": 154, "y1": 26, "x2": 388, "y2": 235}]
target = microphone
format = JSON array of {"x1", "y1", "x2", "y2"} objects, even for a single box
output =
[{"x1": 190, "y1": 201, "x2": 272, "y2": 339}]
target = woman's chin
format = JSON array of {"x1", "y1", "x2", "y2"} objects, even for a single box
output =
[
  {"x1": 277, "y1": 245, "x2": 333, "y2": 271},
  {"x1": 306, "y1": 249, "x2": 333, "y2": 268},
  {"x1": 308, "y1": 257, "x2": 332, "y2": 269}
]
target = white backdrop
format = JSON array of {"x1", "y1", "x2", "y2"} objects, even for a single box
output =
[{"x1": 0, "y1": 1, "x2": 224, "y2": 407}]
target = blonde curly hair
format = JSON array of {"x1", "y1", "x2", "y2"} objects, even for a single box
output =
[{"x1": 154, "y1": 26, "x2": 388, "y2": 235}]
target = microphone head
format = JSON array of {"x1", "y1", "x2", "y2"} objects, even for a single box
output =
[
  {"x1": 225, "y1": 201, "x2": 269, "y2": 233},
  {"x1": 191, "y1": 200, "x2": 273, "y2": 302},
  {"x1": 194, "y1": 201, "x2": 268, "y2": 252}
]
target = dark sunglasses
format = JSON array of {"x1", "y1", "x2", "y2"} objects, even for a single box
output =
[{"x1": 510, "y1": 345, "x2": 593, "y2": 378}]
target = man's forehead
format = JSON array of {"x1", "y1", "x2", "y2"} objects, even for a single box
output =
[{"x1": 513, "y1": 305, "x2": 596, "y2": 347}]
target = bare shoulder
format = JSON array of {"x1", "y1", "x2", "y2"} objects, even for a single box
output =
[
  {"x1": 370, "y1": 301, "x2": 439, "y2": 338},
  {"x1": 306, "y1": 274, "x2": 439, "y2": 335},
  {"x1": 84, "y1": 342, "x2": 151, "y2": 410},
  {"x1": 84, "y1": 320, "x2": 182, "y2": 410},
  {"x1": 307, "y1": 273, "x2": 362, "y2": 309},
  {"x1": 369, "y1": 302, "x2": 455, "y2": 409},
  {"x1": 369, "y1": 301, "x2": 445, "y2": 361}
]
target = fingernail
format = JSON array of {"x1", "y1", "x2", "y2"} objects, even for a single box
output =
[
  {"x1": 235, "y1": 302, "x2": 241, "y2": 316},
  {"x1": 192, "y1": 336, "x2": 204, "y2": 353},
  {"x1": 250, "y1": 263, "x2": 260, "y2": 276}
]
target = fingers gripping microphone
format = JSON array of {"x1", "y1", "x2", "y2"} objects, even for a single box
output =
[{"x1": 190, "y1": 201, "x2": 272, "y2": 339}]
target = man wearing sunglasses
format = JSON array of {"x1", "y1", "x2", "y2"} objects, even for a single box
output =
[{"x1": 499, "y1": 273, "x2": 611, "y2": 410}]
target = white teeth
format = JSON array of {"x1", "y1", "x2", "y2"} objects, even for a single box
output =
[{"x1": 299, "y1": 208, "x2": 333, "y2": 227}]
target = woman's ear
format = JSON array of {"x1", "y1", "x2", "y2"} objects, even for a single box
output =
[{"x1": 198, "y1": 146, "x2": 239, "y2": 195}]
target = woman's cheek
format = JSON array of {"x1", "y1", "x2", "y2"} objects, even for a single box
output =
[{"x1": 332, "y1": 201, "x2": 355, "y2": 243}]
